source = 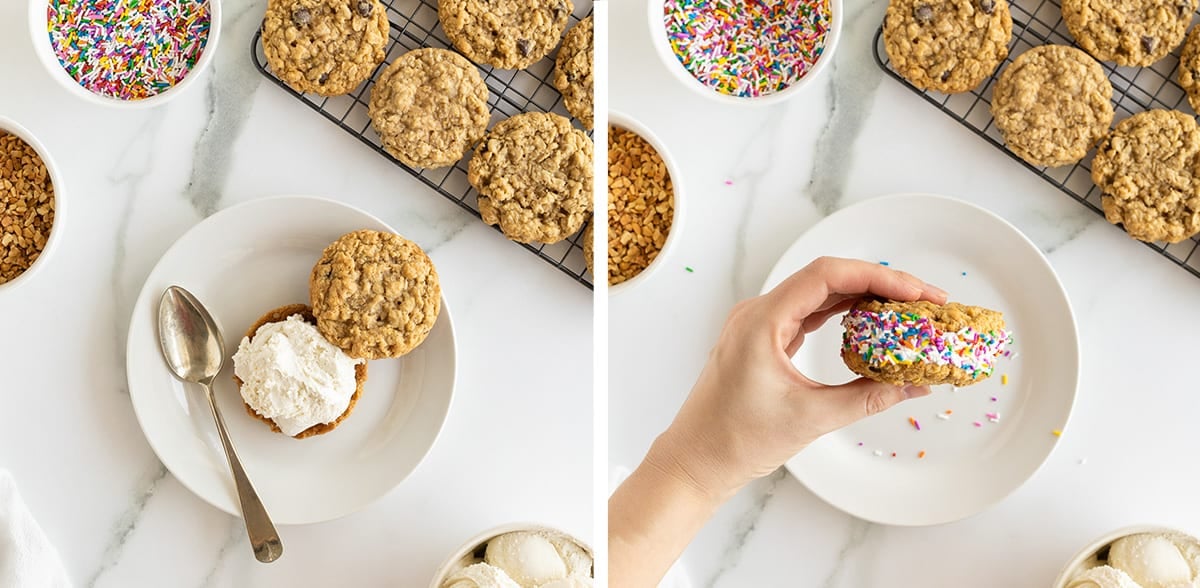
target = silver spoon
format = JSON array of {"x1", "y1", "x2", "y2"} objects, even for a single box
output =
[{"x1": 157, "y1": 285, "x2": 283, "y2": 563}]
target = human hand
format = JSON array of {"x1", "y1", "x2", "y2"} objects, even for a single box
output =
[{"x1": 646, "y1": 256, "x2": 949, "y2": 501}]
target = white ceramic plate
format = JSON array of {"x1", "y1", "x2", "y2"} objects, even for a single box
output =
[
  {"x1": 761, "y1": 193, "x2": 1078, "y2": 526},
  {"x1": 127, "y1": 195, "x2": 456, "y2": 524}
]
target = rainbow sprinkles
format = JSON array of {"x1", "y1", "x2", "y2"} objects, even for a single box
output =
[
  {"x1": 841, "y1": 309, "x2": 1013, "y2": 380},
  {"x1": 663, "y1": 0, "x2": 832, "y2": 98},
  {"x1": 47, "y1": 0, "x2": 212, "y2": 101}
]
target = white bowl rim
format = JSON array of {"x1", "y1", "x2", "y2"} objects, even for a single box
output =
[
  {"x1": 645, "y1": 0, "x2": 843, "y2": 105},
  {"x1": 607, "y1": 110, "x2": 686, "y2": 296},
  {"x1": 27, "y1": 0, "x2": 223, "y2": 108},
  {"x1": 0, "y1": 117, "x2": 65, "y2": 294},
  {"x1": 1051, "y1": 524, "x2": 1200, "y2": 587},
  {"x1": 427, "y1": 522, "x2": 594, "y2": 588}
]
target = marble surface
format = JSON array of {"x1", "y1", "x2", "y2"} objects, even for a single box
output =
[
  {"x1": 0, "y1": 1, "x2": 592, "y2": 585},
  {"x1": 611, "y1": 0, "x2": 1200, "y2": 586}
]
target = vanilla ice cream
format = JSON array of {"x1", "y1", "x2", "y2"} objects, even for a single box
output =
[
  {"x1": 545, "y1": 533, "x2": 593, "y2": 578},
  {"x1": 538, "y1": 579, "x2": 592, "y2": 588},
  {"x1": 232, "y1": 314, "x2": 363, "y2": 437},
  {"x1": 1109, "y1": 534, "x2": 1198, "y2": 588},
  {"x1": 485, "y1": 532, "x2": 568, "y2": 586},
  {"x1": 441, "y1": 563, "x2": 521, "y2": 588},
  {"x1": 1068, "y1": 566, "x2": 1144, "y2": 588}
]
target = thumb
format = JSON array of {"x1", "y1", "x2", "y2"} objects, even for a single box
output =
[{"x1": 824, "y1": 378, "x2": 931, "y2": 424}]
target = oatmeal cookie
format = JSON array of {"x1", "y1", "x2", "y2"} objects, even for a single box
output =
[
  {"x1": 1062, "y1": 0, "x2": 1196, "y2": 66},
  {"x1": 1092, "y1": 109, "x2": 1200, "y2": 243},
  {"x1": 841, "y1": 299, "x2": 1013, "y2": 387},
  {"x1": 554, "y1": 16, "x2": 593, "y2": 129},
  {"x1": 369, "y1": 48, "x2": 490, "y2": 169},
  {"x1": 991, "y1": 45, "x2": 1114, "y2": 167},
  {"x1": 262, "y1": 0, "x2": 389, "y2": 96},
  {"x1": 468, "y1": 112, "x2": 594, "y2": 244},
  {"x1": 438, "y1": 0, "x2": 572, "y2": 70},
  {"x1": 1179, "y1": 26, "x2": 1200, "y2": 112},
  {"x1": 233, "y1": 304, "x2": 367, "y2": 439},
  {"x1": 309, "y1": 230, "x2": 442, "y2": 359},
  {"x1": 883, "y1": 0, "x2": 1013, "y2": 93},
  {"x1": 582, "y1": 222, "x2": 594, "y2": 275}
]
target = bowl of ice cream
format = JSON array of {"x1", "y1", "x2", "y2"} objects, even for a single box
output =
[
  {"x1": 1053, "y1": 525, "x2": 1200, "y2": 587},
  {"x1": 0, "y1": 117, "x2": 63, "y2": 295},
  {"x1": 648, "y1": 0, "x2": 841, "y2": 104},
  {"x1": 29, "y1": 0, "x2": 221, "y2": 108},
  {"x1": 430, "y1": 523, "x2": 593, "y2": 588}
]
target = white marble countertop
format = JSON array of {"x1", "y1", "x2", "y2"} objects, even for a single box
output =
[
  {"x1": 611, "y1": 0, "x2": 1200, "y2": 586},
  {"x1": 0, "y1": 1, "x2": 593, "y2": 585}
]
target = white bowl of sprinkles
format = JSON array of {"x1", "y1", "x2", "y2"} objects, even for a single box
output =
[
  {"x1": 648, "y1": 0, "x2": 842, "y2": 105},
  {"x1": 28, "y1": 0, "x2": 221, "y2": 108}
]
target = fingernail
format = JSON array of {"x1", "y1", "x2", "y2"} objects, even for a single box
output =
[{"x1": 923, "y1": 282, "x2": 948, "y2": 299}]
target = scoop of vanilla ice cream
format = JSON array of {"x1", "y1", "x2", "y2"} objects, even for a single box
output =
[
  {"x1": 538, "y1": 578, "x2": 592, "y2": 588},
  {"x1": 485, "y1": 532, "x2": 568, "y2": 587},
  {"x1": 232, "y1": 315, "x2": 362, "y2": 437},
  {"x1": 1109, "y1": 534, "x2": 1197, "y2": 588},
  {"x1": 543, "y1": 533, "x2": 591, "y2": 578},
  {"x1": 442, "y1": 563, "x2": 521, "y2": 588},
  {"x1": 1068, "y1": 566, "x2": 1144, "y2": 588}
]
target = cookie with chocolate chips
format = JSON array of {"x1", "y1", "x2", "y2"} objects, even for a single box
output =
[
  {"x1": 883, "y1": 0, "x2": 1013, "y2": 93},
  {"x1": 554, "y1": 16, "x2": 593, "y2": 129},
  {"x1": 262, "y1": 0, "x2": 389, "y2": 96},
  {"x1": 439, "y1": 0, "x2": 573, "y2": 70},
  {"x1": 1062, "y1": 0, "x2": 1196, "y2": 66}
]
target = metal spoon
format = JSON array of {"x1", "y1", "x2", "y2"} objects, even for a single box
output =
[{"x1": 157, "y1": 285, "x2": 283, "y2": 563}]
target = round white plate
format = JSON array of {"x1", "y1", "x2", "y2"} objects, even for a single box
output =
[
  {"x1": 127, "y1": 195, "x2": 456, "y2": 524},
  {"x1": 762, "y1": 193, "x2": 1078, "y2": 526}
]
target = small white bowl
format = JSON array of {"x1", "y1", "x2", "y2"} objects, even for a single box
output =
[
  {"x1": 429, "y1": 522, "x2": 594, "y2": 588},
  {"x1": 608, "y1": 111, "x2": 685, "y2": 296},
  {"x1": 27, "y1": 0, "x2": 222, "y2": 108},
  {"x1": 647, "y1": 0, "x2": 841, "y2": 105},
  {"x1": 0, "y1": 117, "x2": 65, "y2": 295},
  {"x1": 1052, "y1": 524, "x2": 1200, "y2": 587}
]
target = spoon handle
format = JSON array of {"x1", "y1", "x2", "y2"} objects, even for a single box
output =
[{"x1": 201, "y1": 381, "x2": 284, "y2": 563}]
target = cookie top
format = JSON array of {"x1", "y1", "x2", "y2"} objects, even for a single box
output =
[
  {"x1": 369, "y1": 48, "x2": 490, "y2": 169},
  {"x1": 582, "y1": 222, "x2": 594, "y2": 276},
  {"x1": 309, "y1": 230, "x2": 442, "y2": 359},
  {"x1": 1179, "y1": 26, "x2": 1200, "y2": 112},
  {"x1": 841, "y1": 299, "x2": 1013, "y2": 387},
  {"x1": 1062, "y1": 0, "x2": 1196, "y2": 66},
  {"x1": 553, "y1": 16, "x2": 593, "y2": 129},
  {"x1": 991, "y1": 45, "x2": 1114, "y2": 167},
  {"x1": 1092, "y1": 109, "x2": 1200, "y2": 243},
  {"x1": 262, "y1": 0, "x2": 390, "y2": 96},
  {"x1": 468, "y1": 112, "x2": 594, "y2": 244},
  {"x1": 883, "y1": 0, "x2": 1013, "y2": 93},
  {"x1": 438, "y1": 0, "x2": 572, "y2": 69}
]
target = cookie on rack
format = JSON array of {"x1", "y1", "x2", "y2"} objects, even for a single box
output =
[
  {"x1": 1062, "y1": 0, "x2": 1196, "y2": 66},
  {"x1": 841, "y1": 299, "x2": 1014, "y2": 387},
  {"x1": 439, "y1": 0, "x2": 573, "y2": 70},
  {"x1": 262, "y1": 0, "x2": 390, "y2": 96},
  {"x1": 310, "y1": 229, "x2": 442, "y2": 360},
  {"x1": 1179, "y1": 26, "x2": 1200, "y2": 113},
  {"x1": 554, "y1": 16, "x2": 594, "y2": 129},
  {"x1": 468, "y1": 112, "x2": 594, "y2": 244},
  {"x1": 1091, "y1": 109, "x2": 1200, "y2": 243},
  {"x1": 991, "y1": 45, "x2": 1114, "y2": 167},
  {"x1": 882, "y1": 0, "x2": 1013, "y2": 93},
  {"x1": 369, "y1": 48, "x2": 490, "y2": 169}
]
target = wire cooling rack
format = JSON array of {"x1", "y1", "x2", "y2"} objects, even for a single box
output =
[
  {"x1": 874, "y1": 1, "x2": 1200, "y2": 279},
  {"x1": 252, "y1": 0, "x2": 594, "y2": 289}
]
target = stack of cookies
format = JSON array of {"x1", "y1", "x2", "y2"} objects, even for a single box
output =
[
  {"x1": 883, "y1": 0, "x2": 1200, "y2": 244},
  {"x1": 261, "y1": 0, "x2": 595, "y2": 247}
]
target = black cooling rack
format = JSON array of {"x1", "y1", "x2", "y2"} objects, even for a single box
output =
[
  {"x1": 874, "y1": 1, "x2": 1200, "y2": 279},
  {"x1": 252, "y1": 0, "x2": 594, "y2": 289}
]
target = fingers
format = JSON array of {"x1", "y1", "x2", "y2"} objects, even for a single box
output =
[
  {"x1": 821, "y1": 378, "x2": 931, "y2": 426},
  {"x1": 769, "y1": 257, "x2": 948, "y2": 320}
]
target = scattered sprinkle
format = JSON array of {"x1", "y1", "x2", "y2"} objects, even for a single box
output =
[
  {"x1": 724, "y1": 179, "x2": 733, "y2": 185},
  {"x1": 47, "y1": 0, "x2": 212, "y2": 100},
  {"x1": 842, "y1": 309, "x2": 1014, "y2": 379},
  {"x1": 951, "y1": 386, "x2": 959, "y2": 393},
  {"x1": 873, "y1": 450, "x2": 884, "y2": 457},
  {"x1": 1052, "y1": 429, "x2": 1062, "y2": 437},
  {"x1": 936, "y1": 411, "x2": 951, "y2": 420},
  {"x1": 1078, "y1": 458, "x2": 1088, "y2": 465},
  {"x1": 857, "y1": 442, "x2": 863, "y2": 446},
  {"x1": 974, "y1": 421, "x2": 983, "y2": 427},
  {"x1": 918, "y1": 450, "x2": 926, "y2": 459},
  {"x1": 879, "y1": 261, "x2": 890, "y2": 266},
  {"x1": 685, "y1": 266, "x2": 694, "y2": 273},
  {"x1": 664, "y1": 0, "x2": 832, "y2": 97},
  {"x1": 1001, "y1": 374, "x2": 1009, "y2": 385},
  {"x1": 891, "y1": 452, "x2": 897, "y2": 458},
  {"x1": 986, "y1": 412, "x2": 1000, "y2": 423},
  {"x1": 908, "y1": 416, "x2": 921, "y2": 431},
  {"x1": 990, "y1": 396, "x2": 998, "y2": 402},
  {"x1": 961, "y1": 271, "x2": 967, "y2": 276}
]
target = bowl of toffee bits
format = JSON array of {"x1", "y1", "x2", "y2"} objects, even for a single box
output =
[
  {"x1": 0, "y1": 118, "x2": 62, "y2": 293},
  {"x1": 608, "y1": 111, "x2": 684, "y2": 294}
]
